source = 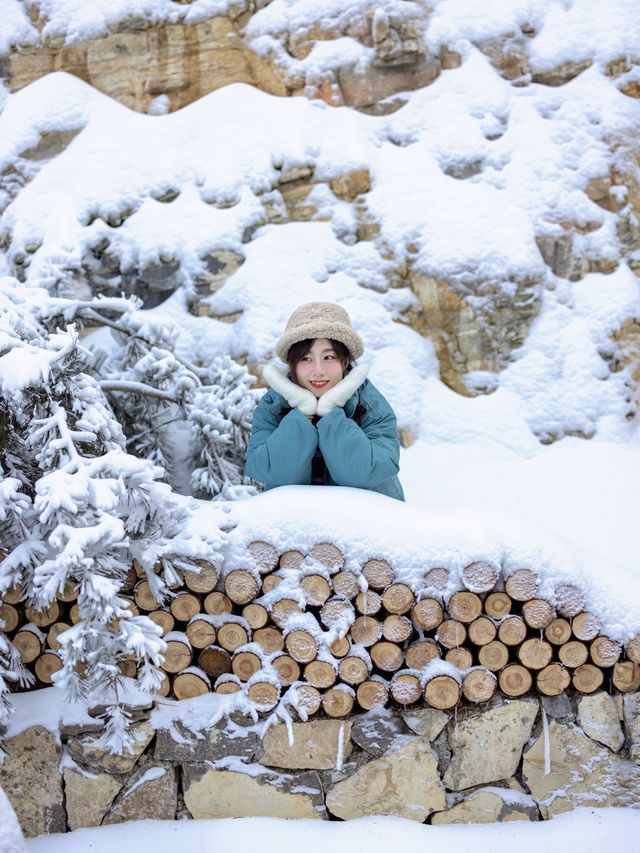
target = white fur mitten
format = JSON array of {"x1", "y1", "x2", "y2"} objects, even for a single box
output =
[
  {"x1": 262, "y1": 364, "x2": 317, "y2": 417},
  {"x1": 316, "y1": 364, "x2": 370, "y2": 417}
]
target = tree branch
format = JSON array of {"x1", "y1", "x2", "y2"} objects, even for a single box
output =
[{"x1": 99, "y1": 380, "x2": 179, "y2": 403}]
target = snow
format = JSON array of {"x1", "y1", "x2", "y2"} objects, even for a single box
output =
[{"x1": 24, "y1": 809, "x2": 640, "y2": 853}]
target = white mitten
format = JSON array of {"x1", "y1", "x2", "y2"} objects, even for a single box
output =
[
  {"x1": 262, "y1": 364, "x2": 317, "y2": 417},
  {"x1": 316, "y1": 364, "x2": 369, "y2": 417}
]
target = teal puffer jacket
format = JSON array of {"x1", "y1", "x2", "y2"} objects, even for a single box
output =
[{"x1": 245, "y1": 378, "x2": 405, "y2": 501}]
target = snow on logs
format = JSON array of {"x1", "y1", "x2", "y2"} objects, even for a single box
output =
[{"x1": 4, "y1": 547, "x2": 640, "y2": 712}]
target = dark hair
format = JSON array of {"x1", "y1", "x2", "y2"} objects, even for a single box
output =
[{"x1": 286, "y1": 338, "x2": 352, "y2": 384}]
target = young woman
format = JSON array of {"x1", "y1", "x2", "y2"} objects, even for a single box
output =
[{"x1": 245, "y1": 302, "x2": 404, "y2": 501}]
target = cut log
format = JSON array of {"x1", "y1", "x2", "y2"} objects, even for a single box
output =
[
  {"x1": 356, "y1": 678, "x2": 389, "y2": 710},
  {"x1": 121, "y1": 566, "x2": 138, "y2": 593},
  {"x1": 350, "y1": 616, "x2": 382, "y2": 647},
  {"x1": 382, "y1": 614, "x2": 413, "y2": 643},
  {"x1": 232, "y1": 651, "x2": 262, "y2": 681},
  {"x1": 247, "y1": 541, "x2": 279, "y2": 575},
  {"x1": 477, "y1": 640, "x2": 509, "y2": 672},
  {"x1": 0, "y1": 603, "x2": 19, "y2": 633},
  {"x1": 247, "y1": 680, "x2": 279, "y2": 711},
  {"x1": 498, "y1": 615, "x2": 527, "y2": 647},
  {"x1": 47, "y1": 622, "x2": 71, "y2": 652},
  {"x1": 355, "y1": 590, "x2": 382, "y2": 616},
  {"x1": 242, "y1": 603, "x2": 269, "y2": 630},
  {"x1": 590, "y1": 636, "x2": 622, "y2": 668},
  {"x1": 572, "y1": 663, "x2": 604, "y2": 694},
  {"x1": 319, "y1": 597, "x2": 354, "y2": 630},
  {"x1": 148, "y1": 609, "x2": 175, "y2": 636},
  {"x1": 300, "y1": 574, "x2": 331, "y2": 607},
  {"x1": 554, "y1": 583, "x2": 585, "y2": 618},
  {"x1": 133, "y1": 580, "x2": 159, "y2": 611},
  {"x1": 56, "y1": 579, "x2": 78, "y2": 603},
  {"x1": 462, "y1": 668, "x2": 496, "y2": 703},
  {"x1": 253, "y1": 627, "x2": 286, "y2": 654},
  {"x1": 338, "y1": 655, "x2": 371, "y2": 686},
  {"x1": 303, "y1": 660, "x2": 337, "y2": 689},
  {"x1": 558, "y1": 640, "x2": 588, "y2": 669},
  {"x1": 203, "y1": 591, "x2": 233, "y2": 616},
  {"x1": 544, "y1": 618, "x2": 572, "y2": 646},
  {"x1": 322, "y1": 685, "x2": 355, "y2": 718},
  {"x1": 2, "y1": 585, "x2": 23, "y2": 605},
  {"x1": 273, "y1": 655, "x2": 301, "y2": 686},
  {"x1": 505, "y1": 569, "x2": 539, "y2": 602},
  {"x1": 522, "y1": 598, "x2": 555, "y2": 630},
  {"x1": 118, "y1": 658, "x2": 136, "y2": 678},
  {"x1": 382, "y1": 583, "x2": 415, "y2": 615},
  {"x1": 423, "y1": 567, "x2": 449, "y2": 591},
  {"x1": 310, "y1": 542, "x2": 344, "y2": 572},
  {"x1": 484, "y1": 592, "x2": 512, "y2": 620},
  {"x1": 173, "y1": 667, "x2": 211, "y2": 699},
  {"x1": 626, "y1": 635, "x2": 640, "y2": 664},
  {"x1": 69, "y1": 604, "x2": 81, "y2": 624},
  {"x1": 361, "y1": 558, "x2": 394, "y2": 590},
  {"x1": 34, "y1": 651, "x2": 63, "y2": 685},
  {"x1": 572, "y1": 611, "x2": 601, "y2": 642},
  {"x1": 185, "y1": 616, "x2": 217, "y2": 650},
  {"x1": 161, "y1": 633, "x2": 192, "y2": 674},
  {"x1": 447, "y1": 591, "x2": 482, "y2": 624},
  {"x1": 332, "y1": 571, "x2": 361, "y2": 599},
  {"x1": 183, "y1": 559, "x2": 219, "y2": 593},
  {"x1": 293, "y1": 684, "x2": 322, "y2": 717},
  {"x1": 198, "y1": 645, "x2": 232, "y2": 679},
  {"x1": 24, "y1": 600, "x2": 60, "y2": 628},
  {"x1": 499, "y1": 663, "x2": 533, "y2": 697},
  {"x1": 424, "y1": 674, "x2": 461, "y2": 709},
  {"x1": 411, "y1": 598, "x2": 444, "y2": 631},
  {"x1": 405, "y1": 639, "x2": 440, "y2": 669},
  {"x1": 445, "y1": 647, "x2": 473, "y2": 670},
  {"x1": 156, "y1": 673, "x2": 171, "y2": 697},
  {"x1": 437, "y1": 620, "x2": 467, "y2": 649},
  {"x1": 460, "y1": 561, "x2": 499, "y2": 594},
  {"x1": 467, "y1": 616, "x2": 497, "y2": 646},
  {"x1": 13, "y1": 623, "x2": 44, "y2": 663},
  {"x1": 330, "y1": 636, "x2": 351, "y2": 658},
  {"x1": 262, "y1": 574, "x2": 283, "y2": 594},
  {"x1": 225, "y1": 570, "x2": 259, "y2": 605},
  {"x1": 370, "y1": 641, "x2": 404, "y2": 672},
  {"x1": 390, "y1": 672, "x2": 422, "y2": 705},
  {"x1": 271, "y1": 598, "x2": 303, "y2": 629},
  {"x1": 279, "y1": 550, "x2": 305, "y2": 569},
  {"x1": 170, "y1": 592, "x2": 201, "y2": 623},
  {"x1": 536, "y1": 663, "x2": 571, "y2": 696},
  {"x1": 285, "y1": 629, "x2": 318, "y2": 664},
  {"x1": 215, "y1": 674, "x2": 242, "y2": 694},
  {"x1": 612, "y1": 661, "x2": 640, "y2": 692},
  {"x1": 518, "y1": 638, "x2": 553, "y2": 670},
  {"x1": 216, "y1": 621, "x2": 250, "y2": 653}
]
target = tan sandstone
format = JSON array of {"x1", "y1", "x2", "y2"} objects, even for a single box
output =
[
  {"x1": 63, "y1": 767, "x2": 122, "y2": 830},
  {"x1": 431, "y1": 788, "x2": 539, "y2": 824},
  {"x1": 577, "y1": 692, "x2": 625, "y2": 752},
  {"x1": 260, "y1": 720, "x2": 352, "y2": 769}
]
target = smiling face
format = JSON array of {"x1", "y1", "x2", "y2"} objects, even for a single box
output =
[{"x1": 293, "y1": 338, "x2": 347, "y2": 397}]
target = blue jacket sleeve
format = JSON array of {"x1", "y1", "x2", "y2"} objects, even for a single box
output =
[
  {"x1": 245, "y1": 397, "x2": 318, "y2": 487},
  {"x1": 316, "y1": 403, "x2": 400, "y2": 490}
]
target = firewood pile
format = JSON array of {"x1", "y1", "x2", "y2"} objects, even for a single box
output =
[{"x1": 4, "y1": 542, "x2": 640, "y2": 716}]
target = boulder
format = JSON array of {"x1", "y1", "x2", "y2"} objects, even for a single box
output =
[
  {"x1": 402, "y1": 708, "x2": 450, "y2": 741},
  {"x1": 351, "y1": 709, "x2": 407, "y2": 756},
  {"x1": 577, "y1": 692, "x2": 625, "y2": 752},
  {"x1": 67, "y1": 721, "x2": 154, "y2": 774},
  {"x1": 155, "y1": 720, "x2": 257, "y2": 764},
  {"x1": 623, "y1": 691, "x2": 640, "y2": 763},
  {"x1": 431, "y1": 787, "x2": 539, "y2": 824},
  {"x1": 325, "y1": 737, "x2": 445, "y2": 821},
  {"x1": 443, "y1": 699, "x2": 538, "y2": 791},
  {"x1": 523, "y1": 719, "x2": 640, "y2": 817},
  {"x1": 103, "y1": 763, "x2": 177, "y2": 824},
  {"x1": 260, "y1": 720, "x2": 352, "y2": 769},
  {"x1": 64, "y1": 767, "x2": 122, "y2": 830}
]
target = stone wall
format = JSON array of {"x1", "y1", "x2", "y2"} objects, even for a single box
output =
[{"x1": 2, "y1": 690, "x2": 639, "y2": 837}]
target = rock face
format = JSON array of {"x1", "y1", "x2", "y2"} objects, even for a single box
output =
[
  {"x1": 523, "y1": 719, "x2": 640, "y2": 817},
  {"x1": 67, "y1": 721, "x2": 154, "y2": 773},
  {"x1": 325, "y1": 737, "x2": 445, "y2": 821},
  {"x1": 443, "y1": 700, "x2": 539, "y2": 790},
  {"x1": 183, "y1": 766, "x2": 324, "y2": 819},
  {"x1": 0, "y1": 726, "x2": 65, "y2": 838},
  {"x1": 623, "y1": 692, "x2": 640, "y2": 763},
  {"x1": 103, "y1": 763, "x2": 177, "y2": 824},
  {"x1": 577, "y1": 692, "x2": 625, "y2": 752},
  {"x1": 260, "y1": 720, "x2": 352, "y2": 770},
  {"x1": 64, "y1": 767, "x2": 122, "y2": 830},
  {"x1": 154, "y1": 720, "x2": 257, "y2": 763},
  {"x1": 402, "y1": 708, "x2": 449, "y2": 741},
  {"x1": 431, "y1": 788, "x2": 539, "y2": 824}
]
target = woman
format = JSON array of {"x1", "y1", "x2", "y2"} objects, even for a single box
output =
[{"x1": 245, "y1": 302, "x2": 404, "y2": 501}]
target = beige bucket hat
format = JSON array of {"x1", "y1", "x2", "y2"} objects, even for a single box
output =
[{"x1": 275, "y1": 302, "x2": 364, "y2": 361}]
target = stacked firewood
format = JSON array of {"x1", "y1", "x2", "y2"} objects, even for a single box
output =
[{"x1": 4, "y1": 545, "x2": 640, "y2": 717}]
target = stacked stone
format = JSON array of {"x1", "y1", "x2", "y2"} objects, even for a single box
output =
[{"x1": 4, "y1": 547, "x2": 640, "y2": 713}]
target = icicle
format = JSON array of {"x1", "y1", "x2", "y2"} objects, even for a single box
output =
[
  {"x1": 336, "y1": 722, "x2": 345, "y2": 771},
  {"x1": 542, "y1": 707, "x2": 551, "y2": 776}
]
